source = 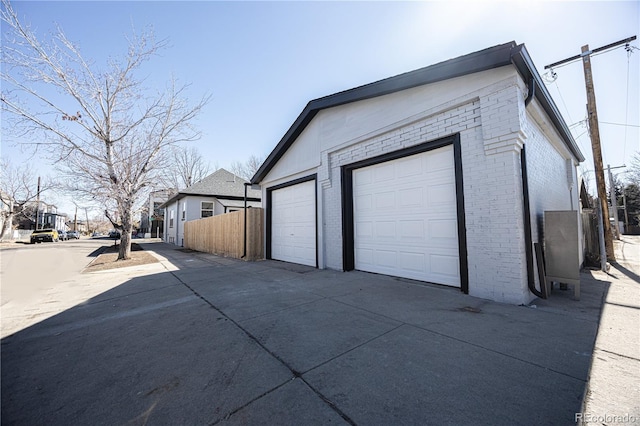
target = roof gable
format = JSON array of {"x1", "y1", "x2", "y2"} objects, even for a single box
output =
[
  {"x1": 251, "y1": 41, "x2": 583, "y2": 184},
  {"x1": 160, "y1": 168, "x2": 261, "y2": 208}
]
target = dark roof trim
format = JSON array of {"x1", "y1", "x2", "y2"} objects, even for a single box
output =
[
  {"x1": 159, "y1": 193, "x2": 260, "y2": 209},
  {"x1": 510, "y1": 44, "x2": 584, "y2": 161},
  {"x1": 251, "y1": 41, "x2": 583, "y2": 184}
]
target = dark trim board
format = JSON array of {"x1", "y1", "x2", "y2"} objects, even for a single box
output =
[
  {"x1": 341, "y1": 134, "x2": 469, "y2": 293},
  {"x1": 265, "y1": 174, "x2": 318, "y2": 268},
  {"x1": 252, "y1": 41, "x2": 583, "y2": 185}
]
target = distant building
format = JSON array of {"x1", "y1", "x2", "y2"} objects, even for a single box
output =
[
  {"x1": 140, "y1": 188, "x2": 174, "y2": 238},
  {"x1": 159, "y1": 169, "x2": 261, "y2": 246}
]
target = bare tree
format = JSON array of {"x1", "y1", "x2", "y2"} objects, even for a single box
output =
[
  {"x1": 161, "y1": 146, "x2": 213, "y2": 190},
  {"x1": 1, "y1": 1, "x2": 209, "y2": 259},
  {"x1": 230, "y1": 154, "x2": 264, "y2": 181},
  {"x1": 629, "y1": 151, "x2": 640, "y2": 187},
  {"x1": 0, "y1": 159, "x2": 55, "y2": 239}
]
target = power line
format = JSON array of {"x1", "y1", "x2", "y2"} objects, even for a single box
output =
[
  {"x1": 569, "y1": 119, "x2": 640, "y2": 129},
  {"x1": 544, "y1": 36, "x2": 637, "y2": 69},
  {"x1": 600, "y1": 121, "x2": 640, "y2": 128},
  {"x1": 553, "y1": 80, "x2": 573, "y2": 123},
  {"x1": 623, "y1": 45, "x2": 633, "y2": 160},
  {"x1": 544, "y1": 37, "x2": 638, "y2": 261}
]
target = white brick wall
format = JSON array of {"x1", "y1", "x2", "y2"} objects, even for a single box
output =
[
  {"x1": 524, "y1": 113, "x2": 581, "y2": 268},
  {"x1": 262, "y1": 73, "x2": 580, "y2": 305},
  {"x1": 321, "y1": 93, "x2": 533, "y2": 304}
]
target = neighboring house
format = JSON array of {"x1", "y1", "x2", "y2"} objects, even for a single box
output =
[
  {"x1": 37, "y1": 204, "x2": 66, "y2": 230},
  {"x1": 140, "y1": 189, "x2": 174, "y2": 238},
  {"x1": 44, "y1": 212, "x2": 67, "y2": 231},
  {"x1": 160, "y1": 168, "x2": 261, "y2": 246},
  {"x1": 251, "y1": 41, "x2": 585, "y2": 305},
  {"x1": 66, "y1": 220, "x2": 87, "y2": 233}
]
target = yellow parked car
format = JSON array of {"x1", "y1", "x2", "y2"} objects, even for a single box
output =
[{"x1": 30, "y1": 229, "x2": 59, "y2": 243}]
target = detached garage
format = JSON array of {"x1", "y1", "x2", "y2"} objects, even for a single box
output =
[{"x1": 251, "y1": 41, "x2": 584, "y2": 305}]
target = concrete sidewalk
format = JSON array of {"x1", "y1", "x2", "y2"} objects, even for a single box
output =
[
  {"x1": 578, "y1": 236, "x2": 640, "y2": 425},
  {"x1": 1, "y1": 237, "x2": 638, "y2": 425}
]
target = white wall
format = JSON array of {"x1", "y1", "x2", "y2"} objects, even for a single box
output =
[
  {"x1": 260, "y1": 67, "x2": 582, "y2": 305},
  {"x1": 164, "y1": 203, "x2": 178, "y2": 244},
  {"x1": 264, "y1": 66, "x2": 517, "y2": 184},
  {"x1": 524, "y1": 102, "x2": 583, "y2": 268}
]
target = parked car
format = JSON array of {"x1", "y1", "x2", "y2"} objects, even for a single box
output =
[
  {"x1": 108, "y1": 230, "x2": 121, "y2": 239},
  {"x1": 58, "y1": 230, "x2": 69, "y2": 241},
  {"x1": 30, "y1": 229, "x2": 59, "y2": 243},
  {"x1": 67, "y1": 230, "x2": 80, "y2": 239}
]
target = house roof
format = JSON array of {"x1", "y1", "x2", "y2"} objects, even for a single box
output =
[
  {"x1": 160, "y1": 168, "x2": 261, "y2": 208},
  {"x1": 251, "y1": 41, "x2": 584, "y2": 184}
]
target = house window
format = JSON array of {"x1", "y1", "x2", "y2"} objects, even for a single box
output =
[
  {"x1": 169, "y1": 210, "x2": 174, "y2": 228},
  {"x1": 182, "y1": 202, "x2": 186, "y2": 220},
  {"x1": 153, "y1": 202, "x2": 164, "y2": 219},
  {"x1": 201, "y1": 202, "x2": 214, "y2": 218}
]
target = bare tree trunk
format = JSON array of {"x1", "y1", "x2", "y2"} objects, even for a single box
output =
[
  {"x1": 0, "y1": 213, "x2": 11, "y2": 240},
  {"x1": 118, "y1": 203, "x2": 133, "y2": 260}
]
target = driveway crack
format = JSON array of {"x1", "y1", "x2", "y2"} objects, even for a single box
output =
[{"x1": 163, "y1": 264, "x2": 358, "y2": 425}]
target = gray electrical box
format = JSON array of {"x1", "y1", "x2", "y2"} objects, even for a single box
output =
[{"x1": 544, "y1": 210, "x2": 580, "y2": 300}]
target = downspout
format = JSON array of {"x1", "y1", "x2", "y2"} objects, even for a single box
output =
[
  {"x1": 522, "y1": 77, "x2": 546, "y2": 298},
  {"x1": 524, "y1": 77, "x2": 535, "y2": 107}
]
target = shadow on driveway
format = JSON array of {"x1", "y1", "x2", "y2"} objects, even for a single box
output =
[{"x1": 1, "y1": 249, "x2": 609, "y2": 425}]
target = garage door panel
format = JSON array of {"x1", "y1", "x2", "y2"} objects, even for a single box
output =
[
  {"x1": 398, "y1": 220, "x2": 425, "y2": 239},
  {"x1": 374, "y1": 249, "x2": 397, "y2": 268},
  {"x1": 398, "y1": 187, "x2": 424, "y2": 208},
  {"x1": 353, "y1": 145, "x2": 460, "y2": 287},
  {"x1": 397, "y1": 156, "x2": 423, "y2": 178},
  {"x1": 355, "y1": 194, "x2": 373, "y2": 211},
  {"x1": 426, "y1": 148, "x2": 455, "y2": 171},
  {"x1": 375, "y1": 192, "x2": 396, "y2": 209},
  {"x1": 374, "y1": 162, "x2": 395, "y2": 182},
  {"x1": 428, "y1": 219, "x2": 457, "y2": 240},
  {"x1": 427, "y1": 184, "x2": 456, "y2": 207},
  {"x1": 399, "y1": 251, "x2": 427, "y2": 273},
  {"x1": 431, "y1": 254, "x2": 459, "y2": 276},
  {"x1": 355, "y1": 221, "x2": 373, "y2": 239},
  {"x1": 271, "y1": 180, "x2": 316, "y2": 267},
  {"x1": 375, "y1": 221, "x2": 396, "y2": 239}
]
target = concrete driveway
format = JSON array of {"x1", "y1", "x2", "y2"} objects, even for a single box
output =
[{"x1": 1, "y1": 240, "x2": 613, "y2": 425}]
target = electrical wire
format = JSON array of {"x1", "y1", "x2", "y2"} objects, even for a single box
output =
[
  {"x1": 553, "y1": 80, "x2": 573, "y2": 123},
  {"x1": 600, "y1": 121, "x2": 640, "y2": 128},
  {"x1": 622, "y1": 44, "x2": 632, "y2": 160},
  {"x1": 546, "y1": 44, "x2": 627, "y2": 71}
]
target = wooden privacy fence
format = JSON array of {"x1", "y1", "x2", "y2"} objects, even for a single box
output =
[
  {"x1": 184, "y1": 208, "x2": 263, "y2": 261},
  {"x1": 581, "y1": 209, "x2": 600, "y2": 267}
]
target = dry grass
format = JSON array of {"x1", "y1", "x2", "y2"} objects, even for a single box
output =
[{"x1": 84, "y1": 243, "x2": 159, "y2": 272}]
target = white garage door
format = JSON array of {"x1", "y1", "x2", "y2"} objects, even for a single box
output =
[
  {"x1": 353, "y1": 145, "x2": 460, "y2": 287},
  {"x1": 271, "y1": 180, "x2": 316, "y2": 266}
]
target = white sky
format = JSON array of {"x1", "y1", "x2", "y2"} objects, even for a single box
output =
[{"x1": 1, "y1": 1, "x2": 638, "y2": 216}]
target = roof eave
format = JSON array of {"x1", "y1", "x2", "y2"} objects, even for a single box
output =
[
  {"x1": 510, "y1": 45, "x2": 585, "y2": 162},
  {"x1": 252, "y1": 41, "x2": 584, "y2": 184},
  {"x1": 251, "y1": 42, "x2": 520, "y2": 184},
  {"x1": 159, "y1": 193, "x2": 261, "y2": 209}
]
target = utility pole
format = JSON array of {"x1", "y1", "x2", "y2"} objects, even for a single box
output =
[
  {"x1": 622, "y1": 187, "x2": 629, "y2": 234},
  {"x1": 544, "y1": 36, "x2": 636, "y2": 262},
  {"x1": 74, "y1": 205, "x2": 78, "y2": 232}
]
